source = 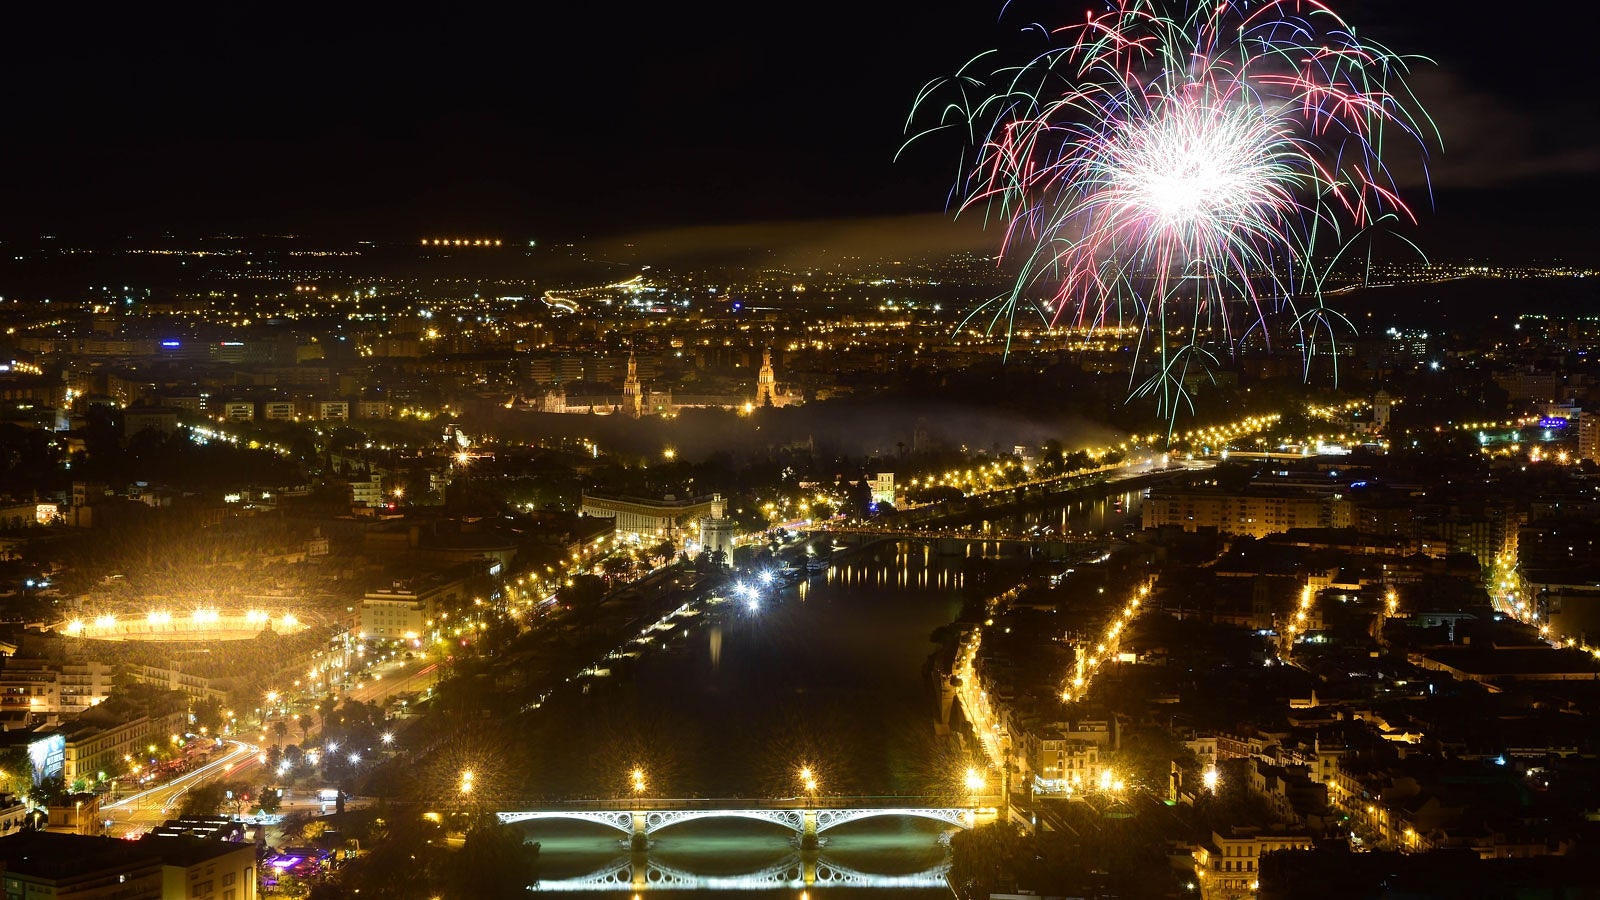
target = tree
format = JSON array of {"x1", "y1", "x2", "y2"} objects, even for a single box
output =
[
  {"x1": 949, "y1": 821, "x2": 1029, "y2": 898},
  {"x1": 0, "y1": 748, "x2": 33, "y2": 799},
  {"x1": 192, "y1": 698, "x2": 224, "y2": 734},
  {"x1": 848, "y1": 479, "x2": 872, "y2": 517},
  {"x1": 310, "y1": 809, "x2": 442, "y2": 899},
  {"x1": 300, "y1": 818, "x2": 329, "y2": 843},
  {"x1": 179, "y1": 782, "x2": 228, "y2": 817},
  {"x1": 444, "y1": 476, "x2": 505, "y2": 517},
  {"x1": 258, "y1": 785, "x2": 282, "y2": 814},
  {"x1": 559, "y1": 574, "x2": 607, "y2": 608},
  {"x1": 318, "y1": 696, "x2": 339, "y2": 741},
  {"x1": 275, "y1": 873, "x2": 311, "y2": 899},
  {"x1": 279, "y1": 810, "x2": 316, "y2": 842},
  {"x1": 438, "y1": 818, "x2": 540, "y2": 900}
]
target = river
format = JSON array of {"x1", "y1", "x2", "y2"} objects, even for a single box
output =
[{"x1": 504, "y1": 489, "x2": 1145, "y2": 896}]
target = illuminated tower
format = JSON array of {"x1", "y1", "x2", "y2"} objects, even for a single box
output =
[
  {"x1": 1373, "y1": 390, "x2": 1392, "y2": 431},
  {"x1": 755, "y1": 349, "x2": 776, "y2": 407},
  {"x1": 622, "y1": 351, "x2": 643, "y2": 419}
]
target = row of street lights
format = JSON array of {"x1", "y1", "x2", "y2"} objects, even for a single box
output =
[
  {"x1": 1061, "y1": 582, "x2": 1149, "y2": 704},
  {"x1": 454, "y1": 765, "x2": 822, "y2": 803}
]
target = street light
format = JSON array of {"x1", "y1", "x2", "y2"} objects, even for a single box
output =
[
  {"x1": 1202, "y1": 767, "x2": 1219, "y2": 792},
  {"x1": 459, "y1": 770, "x2": 474, "y2": 795},
  {"x1": 964, "y1": 767, "x2": 985, "y2": 798},
  {"x1": 630, "y1": 768, "x2": 647, "y2": 795},
  {"x1": 799, "y1": 766, "x2": 818, "y2": 802}
]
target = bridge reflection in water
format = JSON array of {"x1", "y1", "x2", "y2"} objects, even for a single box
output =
[
  {"x1": 504, "y1": 801, "x2": 988, "y2": 894},
  {"x1": 531, "y1": 850, "x2": 950, "y2": 893}
]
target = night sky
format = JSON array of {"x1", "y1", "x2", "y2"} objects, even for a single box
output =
[{"x1": 2, "y1": 1, "x2": 1596, "y2": 258}]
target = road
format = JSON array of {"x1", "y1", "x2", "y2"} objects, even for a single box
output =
[
  {"x1": 102, "y1": 739, "x2": 261, "y2": 836},
  {"x1": 343, "y1": 658, "x2": 440, "y2": 706}
]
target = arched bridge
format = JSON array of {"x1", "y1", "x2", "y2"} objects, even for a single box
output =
[{"x1": 498, "y1": 798, "x2": 984, "y2": 840}]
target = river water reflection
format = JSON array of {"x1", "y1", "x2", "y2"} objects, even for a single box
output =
[{"x1": 512, "y1": 489, "x2": 1143, "y2": 896}]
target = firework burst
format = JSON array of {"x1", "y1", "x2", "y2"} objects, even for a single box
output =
[{"x1": 907, "y1": 0, "x2": 1436, "y2": 424}]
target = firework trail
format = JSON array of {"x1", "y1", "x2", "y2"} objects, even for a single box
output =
[{"x1": 906, "y1": 0, "x2": 1435, "y2": 425}]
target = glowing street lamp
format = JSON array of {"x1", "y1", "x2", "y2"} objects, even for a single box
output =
[
  {"x1": 630, "y1": 768, "x2": 647, "y2": 795},
  {"x1": 1202, "y1": 767, "x2": 1219, "y2": 792},
  {"x1": 459, "y1": 770, "x2": 474, "y2": 795},
  {"x1": 799, "y1": 766, "x2": 819, "y2": 801},
  {"x1": 964, "y1": 767, "x2": 985, "y2": 795}
]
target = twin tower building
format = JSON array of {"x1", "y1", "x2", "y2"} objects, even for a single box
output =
[{"x1": 611, "y1": 348, "x2": 795, "y2": 418}]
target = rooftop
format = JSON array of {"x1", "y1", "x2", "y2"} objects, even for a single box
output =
[
  {"x1": 1417, "y1": 646, "x2": 1600, "y2": 677},
  {"x1": 141, "y1": 833, "x2": 253, "y2": 867},
  {"x1": 0, "y1": 832, "x2": 159, "y2": 880}
]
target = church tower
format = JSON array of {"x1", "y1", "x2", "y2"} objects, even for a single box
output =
[
  {"x1": 622, "y1": 350, "x2": 643, "y2": 418},
  {"x1": 755, "y1": 349, "x2": 777, "y2": 407},
  {"x1": 1373, "y1": 390, "x2": 1392, "y2": 430}
]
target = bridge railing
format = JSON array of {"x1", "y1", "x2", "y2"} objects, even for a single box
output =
[{"x1": 493, "y1": 794, "x2": 965, "y2": 812}]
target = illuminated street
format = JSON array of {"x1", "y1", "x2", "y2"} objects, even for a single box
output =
[
  {"x1": 101, "y1": 740, "x2": 261, "y2": 837},
  {"x1": 343, "y1": 657, "x2": 441, "y2": 707}
]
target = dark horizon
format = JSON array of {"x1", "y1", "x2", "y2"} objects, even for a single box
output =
[{"x1": 2, "y1": 2, "x2": 1597, "y2": 260}]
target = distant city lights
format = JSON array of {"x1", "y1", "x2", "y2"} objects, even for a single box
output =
[{"x1": 421, "y1": 237, "x2": 503, "y2": 247}]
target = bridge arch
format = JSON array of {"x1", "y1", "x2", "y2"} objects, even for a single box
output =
[
  {"x1": 498, "y1": 810, "x2": 634, "y2": 836},
  {"x1": 643, "y1": 808, "x2": 805, "y2": 836},
  {"x1": 814, "y1": 807, "x2": 974, "y2": 833}
]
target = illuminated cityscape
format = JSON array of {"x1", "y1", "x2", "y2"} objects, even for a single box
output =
[{"x1": 0, "y1": 2, "x2": 1598, "y2": 900}]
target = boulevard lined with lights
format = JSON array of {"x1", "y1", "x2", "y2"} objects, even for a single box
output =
[
  {"x1": 1493, "y1": 551, "x2": 1600, "y2": 662},
  {"x1": 1060, "y1": 581, "x2": 1150, "y2": 705}
]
